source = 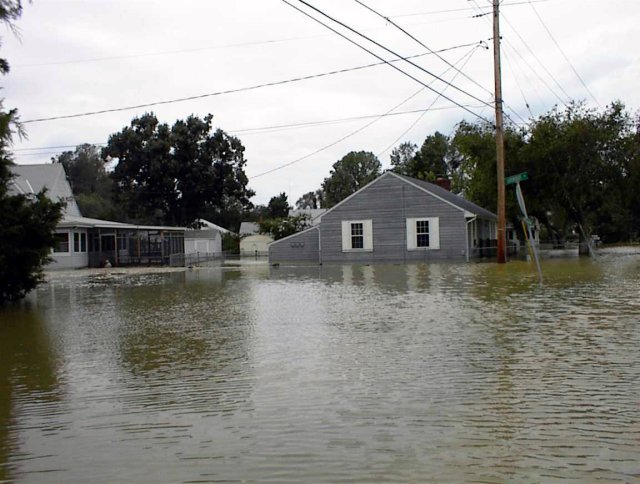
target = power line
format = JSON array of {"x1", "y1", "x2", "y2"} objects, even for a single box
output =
[
  {"x1": 12, "y1": 36, "x2": 326, "y2": 68},
  {"x1": 389, "y1": 0, "x2": 550, "y2": 19},
  {"x1": 284, "y1": 0, "x2": 492, "y2": 124},
  {"x1": 13, "y1": 103, "x2": 487, "y2": 156},
  {"x1": 376, "y1": 45, "x2": 481, "y2": 158},
  {"x1": 21, "y1": 41, "x2": 479, "y2": 125},
  {"x1": 251, "y1": 44, "x2": 483, "y2": 180},
  {"x1": 467, "y1": 0, "x2": 566, "y2": 116},
  {"x1": 353, "y1": 0, "x2": 493, "y2": 97},
  {"x1": 295, "y1": 0, "x2": 494, "y2": 110},
  {"x1": 499, "y1": 10, "x2": 573, "y2": 103},
  {"x1": 527, "y1": 0, "x2": 599, "y2": 106}
]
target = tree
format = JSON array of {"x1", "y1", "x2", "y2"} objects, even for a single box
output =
[
  {"x1": 391, "y1": 134, "x2": 453, "y2": 183},
  {"x1": 296, "y1": 189, "x2": 324, "y2": 209},
  {"x1": 258, "y1": 214, "x2": 311, "y2": 240},
  {"x1": 0, "y1": 1, "x2": 65, "y2": 304},
  {"x1": 53, "y1": 144, "x2": 114, "y2": 219},
  {"x1": 104, "y1": 113, "x2": 254, "y2": 226},
  {"x1": 389, "y1": 141, "x2": 417, "y2": 174},
  {"x1": 521, "y1": 101, "x2": 634, "y2": 247},
  {"x1": 267, "y1": 192, "x2": 290, "y2": 218},
  {"x1": 322, "y1": 151, "x2": 381, "y2": 207}
]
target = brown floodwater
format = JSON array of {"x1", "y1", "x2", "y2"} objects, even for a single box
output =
[{"x1": 1, "y1": 251, "x2": 639, "y2": 482}]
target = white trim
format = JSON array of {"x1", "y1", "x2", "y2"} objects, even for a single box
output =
[
  {"x1": 52, "y1": 230, "x2": 71, "y2": 256},
  {"x1": 341, "y1": 219, "x2": 373, "y2": 252},
  {"x1": 406, "y1": 217, "x2": 440, "y2": 250}
]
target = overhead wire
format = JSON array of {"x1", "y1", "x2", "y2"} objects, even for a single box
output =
[
  {"x1": 498, "y1": 9, "x2": 573, "y2": 104},
  {"x1": 526, "y1": 0, "x2": 599, "y2": 106},
  {"x1": 353, "y1": 0, "x2": 493, "y2": 97},
  {"x1": 376, "y1": 44, "x2": 482, "y2": 159},
  {"x1": 21, "y1": 41, "x2": 480, "y2": 124},
  {"x1": 285, "y1": 0, "x2": 493, "y2": 123},
  {"x1": 467, "y1": 0, "x2": 565, "y2": 121},
  {"x1": 389, "y1": 0, "x2": 549, "y2": 19},
  {"x1": 251, "y1": 43, "x2": 482, "y2": 180},
  {"x1": 13, "y1": 103, "x2": 487, "y2": 157}
]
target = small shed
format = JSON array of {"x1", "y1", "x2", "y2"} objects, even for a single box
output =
[
  {"x1": 185, "y1": 229, "x2": 222, "y2": 256},
  {"x1": 240, "y1": 234, "x2": 273, "y2": 257}
]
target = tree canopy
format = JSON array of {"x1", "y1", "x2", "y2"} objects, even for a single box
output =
[
  {"x1": 54, "y1": 143, "x2": 115, "y2": 219},
  {"x1": 103, "y1": 113, "x2": 254, "y2": 226},
  {"x1": 267, "y1": 192, "x2": 290, "y2": 219},
  {"x1": 393, "y1": 102, "x2": 639, "y2": 244},
  {"x1": 1, "y1": 1, "x2": 65, "y2": 304},
  {"x1": 321, "y1": 151, "x2": 381, "y2": 207}
]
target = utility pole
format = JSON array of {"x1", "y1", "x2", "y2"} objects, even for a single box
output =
[{"x1": 493, "y1": 0, "x2": 507, "y2": 263}]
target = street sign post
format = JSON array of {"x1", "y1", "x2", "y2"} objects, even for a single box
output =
[
  {"x1": 505, "y1": 172, "x2": 528, "y2": 186},
  {"x1": 507, "y1": 172, "x2": 542, "y2": 285}
]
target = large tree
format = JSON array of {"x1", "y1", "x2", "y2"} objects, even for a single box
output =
[
  {"x1": 103, "y1": 113, "x2": 254, "y2": 226},
  {"x1": 296, "y1": 189, "x2": 324, "y2": 209},
  {"x1": 267, "y1": 192, "x2": 290, "y2": 218},
  {"x1": 391, "y1": 133, "x2": 454, "y2": 183},
  {"x1": 53, "y1": 143, "x2": 114, "y2": 219},
  {"x1": 0, "y1": 1, "x2": 65, "y2": 304},
  {"x1": 322, "y1": 151, "x2": 381, "y2": 207}
]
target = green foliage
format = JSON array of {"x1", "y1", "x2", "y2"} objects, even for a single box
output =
[
  {"x1": 296, "y1": 189, "x2": 324, "y2": 209},
  {"x1": 0, "y1": 187, "x2": 64, "y2": 304},
  {"x1": 258, "y1": 214, "x2": 311, "y2": 240},
  {"x1": 222, "y1": 232, "x2": 240, "y2": 254},
  {"x1": 322, "y1": 151, "x2": 381, "y2": 207},
  {"x1": 53, "y1": 143, "x2": 115, "y2": 219},
  {"x1": 104, "y1": 113, "x2": 254, "y2": 226},
  {"x1": 402, "y1": 102, "x2": 638, "y2": 244},
  {"x1": 0, "y1": 2, "x2": 65, "y2": 304},
  {"x1": 267, "y1": 192, "x2": 290, "y2": 219},
  {"x1": 392, "y1": 133, "x2": 453, "y2": 182}
]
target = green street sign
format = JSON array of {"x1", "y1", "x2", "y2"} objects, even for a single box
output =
[{"x1": 505, "y1": 172, "x2": 528, "y2": 185}]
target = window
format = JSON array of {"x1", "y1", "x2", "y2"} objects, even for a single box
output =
[
  {"x1": 416, "y1": 220, "x2": 430, "y2": 247},
  {"x1": 74, "y1": 232, "x2": 87, "y2": 253},
  {"x1": 351, "y1": 223, "x2": 364, "y2": 249},
  {"x1": 53, "y1": 232, "x2": 70, "y2": 253},
  {"x1": 341, "y1": 220, "x2": 373, "y2": 251},
  {"x1": 406, "y1": 217, "x2": 440, "y2": 250}
]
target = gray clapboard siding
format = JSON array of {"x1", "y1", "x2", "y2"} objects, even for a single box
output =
[
  {"x1": 270, "y1": 172, "x2": 495, "y2": 264},
  {"x1": 320, "y1": 174, "x2": 467, "y2": 263},
  {"x1": 269, "y1": 226, "x2": 320, "y2": 263}
]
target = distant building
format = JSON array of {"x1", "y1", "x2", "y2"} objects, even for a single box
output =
[
  {"x1": 269, "y1": 171, "x2": 497, "y2": 264},
  {"x1": 240, "y1": 234, "x2": 273, "y2": 257},
  {"x1": 239, "y1": 221, "x2": 259, "y2": 236},
  {"x1": 10, "y1": 164, "x2": 186, "y2": 269}
]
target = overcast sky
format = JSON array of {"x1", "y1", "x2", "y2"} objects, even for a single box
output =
[{"x1": 4, "y1": 0, "x2": 639, "y2": 206}]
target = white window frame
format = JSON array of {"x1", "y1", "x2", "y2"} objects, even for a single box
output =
[
  {"x1": 341, "y1": 220, "x2": 373, "y2": 252},
  {"x1": 73, "y1": 231, "x2": 87, "y2": 253},
  {"x1": 53, "y1": 231, "x2": 71, "y2": 255},
  {"x1": 406, "y1": 217, "x2": 440, "y2": 250}
]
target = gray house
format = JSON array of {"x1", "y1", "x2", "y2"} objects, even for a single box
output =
[{"x1": 269, "y1": 171, "x2": 497, "y2": 264}]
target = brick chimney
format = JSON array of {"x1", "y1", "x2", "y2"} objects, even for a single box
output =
[{"x1": 435, "y1": 176, "x2": 451, "y2": 191}]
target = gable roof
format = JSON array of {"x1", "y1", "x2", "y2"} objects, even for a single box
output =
[
  {"x1": 9, "y1": 163, "x2": 82, "y2": 217},
  {"x1": 320, "y1": 171, "x2": 496, "y2": 221},
  {"x1": 392, "y1": 173, "x2": 497, "y2": 220},
  {"x1": 239, "y1": 221, "x2": 259, "y2": 235},
  {"x1": 193, "y1": 218, "x2": 233, "y2": 234}
]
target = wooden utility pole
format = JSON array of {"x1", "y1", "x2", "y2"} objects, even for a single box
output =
[{"x1": 493, "y1": 0, "x2": 507, "y2": 263}]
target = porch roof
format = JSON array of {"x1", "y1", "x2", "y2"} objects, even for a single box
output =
[{"x1": 58, "y1": 215, "x2": 187, "y2": 232}]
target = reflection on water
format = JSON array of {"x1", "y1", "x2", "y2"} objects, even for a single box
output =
[{"x1": 0, "y1": 255, "x2": 639, "y2": 482}]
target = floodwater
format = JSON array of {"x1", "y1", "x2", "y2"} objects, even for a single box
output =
[{"x1": 1, "y1": 251, "x2": 639, "y2": 483}]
